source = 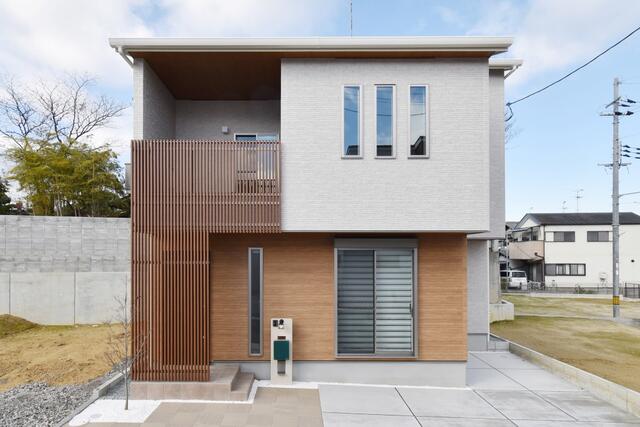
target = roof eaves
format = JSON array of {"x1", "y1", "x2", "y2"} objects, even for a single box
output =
[{"x1": 108, "y1": 36, "x2": 513, "y2": 55}]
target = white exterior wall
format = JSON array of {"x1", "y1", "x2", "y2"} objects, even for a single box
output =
[
  {"x1": 467, "y1": 240, "x2": 489, "y2": 350},
  {"x1": 470, "y1": 69, "x2": 505, "y2": 240},
  {"x1": 280, "y1": 58, "x2": 490, "y2": 232},
  {"x1": 544, "y1": 224, "x2": 640, "y2": 286},
  {"x1": 133, "y1": 58, "x2": 176, "y2": 139},
  {"x1": 175, "y1": 100, "x2": 280, "y2": 139}
]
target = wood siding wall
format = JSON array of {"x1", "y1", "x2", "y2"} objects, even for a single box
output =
[
  {"x1": 131, "y1": 140, "x2": 280, "y2": 381},
  {"x1": 211, "y1": 233, "x2": 467, "y2": 362}
]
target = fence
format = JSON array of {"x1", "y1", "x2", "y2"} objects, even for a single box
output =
[
  {"x1": 503, "y1": 282, "x2": 640, "y2": 299},
  {"x1": 0, "y1": 215, "x2": 130, "y2": 324}
]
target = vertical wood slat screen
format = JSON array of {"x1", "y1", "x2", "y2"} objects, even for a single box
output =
[{"x1": 131, "y1": 139, "x2": 281, "y2": 381}]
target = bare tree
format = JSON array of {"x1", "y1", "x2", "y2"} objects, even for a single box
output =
[
  {"x1": 0, "y1": 74, "x2": 127, "y2": 149},
  {"x1": 105, "y1": 292, "x2": 145, "y2": 410},
  {"x1": 0, "y1": 79, "x2": 47, "y2": 149}
]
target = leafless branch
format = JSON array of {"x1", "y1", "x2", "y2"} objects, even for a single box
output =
[
  {"x1": 0, "y1": 74, "x2": 127, "y2": 149},
  {"x1": 104, "y1": 291, "x2": 146, "y2": 411},
  {"x1": 0, "y1": 79, "x2": 47, "y2": 149}
]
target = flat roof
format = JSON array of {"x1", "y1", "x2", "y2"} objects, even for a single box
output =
[
  {"x1": 489, "y1": 58, "x2": 523, "y2": 70},
  {"x1": 109, "y1": 36, "x2": 513, "y2": 55}
]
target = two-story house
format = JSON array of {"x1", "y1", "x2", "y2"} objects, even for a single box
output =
[
  {"x1": 110, "y1": 36, "x2": 519, "y2": 400},
  {"x1": 508, "y1": 212, "x2": 640, "y2": 287}
]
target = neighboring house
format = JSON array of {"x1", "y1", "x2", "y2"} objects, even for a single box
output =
[
  {"x1": 110, "y1": 36, "x2": 519, "y2": 398},
  {"x1": 508, "y1": 212, "x2": 640, "y2": 287}
]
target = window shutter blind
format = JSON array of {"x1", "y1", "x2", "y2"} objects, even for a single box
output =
[
  {"x1": 375, "y1": 250, "x2": 414, "y2": 353},
  {"x1": 337, "y1": 250, "x2": 374, "y2": 354}
]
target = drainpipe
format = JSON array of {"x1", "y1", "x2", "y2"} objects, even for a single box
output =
[
  {"x1": 505, "y1": 64, "x2": 521, "y2": 79},
  {"x1": 115, "y1": 46, "x2": 133, "y2": 67}
]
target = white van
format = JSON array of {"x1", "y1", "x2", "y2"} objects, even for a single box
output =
[{"x1": 500, "y1": 270, "x2": 527, "y2": 290}]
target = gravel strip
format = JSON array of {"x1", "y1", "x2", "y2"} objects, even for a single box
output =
[{"x1": 0, "y1": 370, "x2": 119, "y2": 427}]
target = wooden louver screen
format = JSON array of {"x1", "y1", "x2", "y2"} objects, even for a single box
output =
[{"x1": 131, "y1": 139, "x2": 281, "y2": 381}]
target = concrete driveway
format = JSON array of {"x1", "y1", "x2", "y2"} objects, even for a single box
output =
[
  {"x1": 320, "y1": 351, "x2": 640, "y2": 426},
  {"x1": 71, "y1": 351, "x2": 640, "y2": 426}
]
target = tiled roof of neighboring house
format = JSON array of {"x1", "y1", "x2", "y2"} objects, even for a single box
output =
[
  {"x1": 522, "y1": 212, "x2": 640, "y2": 226},
  {"x1": 506, "y1": 221, "x2": 519, "y2": 229}
]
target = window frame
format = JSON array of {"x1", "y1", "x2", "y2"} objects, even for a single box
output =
[
  {"x1": 552, "y1": 231, "x2": 576, "y2": 242},
  {"x1": 334, "y1": 243, "x2": 418, "y2": 359},
  {"x1": 544, "y1": 263, "x2": 586, "y2": 276},
  {"x1": 248, "y1": 247, "x2": 264, "y2": 356},
  {"x1": 407, "y1": 84, "x2": 430, "y2": 159},
  {"x1": 374, "y1": 84, "x2": 397, "y2": 159},
  {"x1": 587, "y1": 230, "x2": 610, "y2": 242},
  {"x1": 341, "y1": 84, "x2": 364, "y2": 159},
  {"x1": 234, "y1": 132, "x2": 279, "y2": 141}
]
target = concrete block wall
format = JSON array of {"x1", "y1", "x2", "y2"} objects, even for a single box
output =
[
  {"x1": 0, "y1": 216, "x2": 131, "y2": 324},
  {"x1": 0, "y1": 216, "x2": 130, "y2": 272},
  {"x1": 3, "y1": 271, "x2": 130, "y2": 324}
]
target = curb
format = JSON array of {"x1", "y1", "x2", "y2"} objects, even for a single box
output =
[
  {"x1": 55, "y1": 372, "x2": 125, "y2": 427},
  {"x1": 492, "y1": 333, "x2": 640, "y2": 418}
]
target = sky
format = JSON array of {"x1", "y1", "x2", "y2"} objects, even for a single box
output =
[{"x1": 1, "y1": 0, "x2": 639, "y2": 220}]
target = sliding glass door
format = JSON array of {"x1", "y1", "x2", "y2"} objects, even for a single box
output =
[{"x1": 337, "y1": 248, "x2": 415, "y2": 356}]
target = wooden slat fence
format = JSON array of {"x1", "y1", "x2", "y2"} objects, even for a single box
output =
[{"x1": 131, "y1": 139, "x2": 280, "y2": 381}]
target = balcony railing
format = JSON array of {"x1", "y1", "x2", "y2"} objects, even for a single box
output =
[
  {"x1": 508, "y1": 240, "x2": 544, "y2": 260},
  {"x1": 131, "y1": 139, "x2": 281, "y2": 234}
]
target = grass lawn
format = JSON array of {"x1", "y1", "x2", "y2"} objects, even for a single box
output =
[
  {"x1": 0, "y1": 315, "x2": 121, "y2": 392},
  {"x1": 503, "y1": 294, "x2": 640, "y2": 319},
  {"x1": 492, "y1": 316, "x2": 640, "y2": 392}
]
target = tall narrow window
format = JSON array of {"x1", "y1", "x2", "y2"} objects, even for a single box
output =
[
  {"x1": 343, "y1": 86, "x2": 361, "y2": 157},
  {"x1": 409, "y1": 85, "x2": 428, "y2": 157},
  {"x1": 248, "y1": 248, "x2": 263, "y2": 355},
  {"x1": 376, "y1": 85, "x2": 395, "y2": 157}
]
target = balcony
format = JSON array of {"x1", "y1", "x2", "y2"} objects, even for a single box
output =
[
  {"x1": 131, "y1": 139, "x2": 281, "y2": 234},
  {"x1": 508, "y1": 240, "x2": 544, "y2": 261}
]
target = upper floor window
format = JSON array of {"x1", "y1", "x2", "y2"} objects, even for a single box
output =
[
  {"x1": 235, "y1": 133, "x2": 278, "y2": 141},
  {"x1": 376, "y1": 85, "x2": 395, "y2": 157},
  {"x1": 547, "y1": 231, "x2": 575, "y2": 242},
  {"x1": 409, "y1": 85, "x2": 429, "y2": 157},
  {"x1": 587, "y1": 231, "x2": 610, "y2": 242},
  {"x1": 343, "y1": 85, "x2": 362, "y2": 157}
]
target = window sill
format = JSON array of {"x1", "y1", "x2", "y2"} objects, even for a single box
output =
[{"x1": 335, "y1": 354, "x2": 417, "y2": 359}]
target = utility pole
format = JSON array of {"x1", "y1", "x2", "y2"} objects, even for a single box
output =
[
  {"x1": 612, "y1": 78, "x2": 620, "y2": 318},
  {"x1": 600, "y1": 77, "x2": 635, "y2": 318}
]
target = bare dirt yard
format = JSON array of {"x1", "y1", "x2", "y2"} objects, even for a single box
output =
[
  {"x1": 492, "y1": 315, "x2": 640, "y2": 392},
  {"x1": 0, "y1": 314, "x2": 120, "y2": 392},
  {"x1": 503, "y1": 294, "x2": 640, "y2": 319}
]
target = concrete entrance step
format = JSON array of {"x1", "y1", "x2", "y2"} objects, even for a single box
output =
[
  {"x1": 130, "y1": 363, "x2": 255, "y2": 401},
  {"x1": 230, "y1": 372, "x2": 255, "y2": 401}
]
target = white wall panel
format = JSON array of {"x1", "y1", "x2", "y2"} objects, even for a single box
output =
[{"x1": 281, "y1": 58, "x2": 490, "y2": 232}]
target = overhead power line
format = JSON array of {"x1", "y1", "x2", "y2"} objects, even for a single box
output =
[{"x1": 505, "y1": 24, "x2": 640, "y2": 120}]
